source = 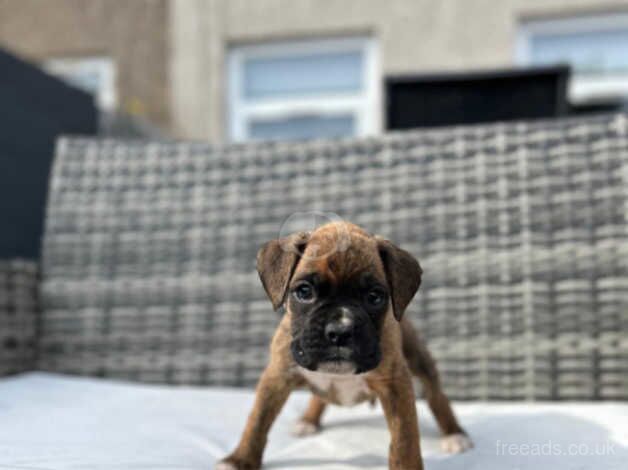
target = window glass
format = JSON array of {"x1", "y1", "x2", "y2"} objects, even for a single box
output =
[
  {"x1": 243, "y1": 51, "x2": 363, "y2": 99},
  {"x1": 249, "y1": 114, "x2": 355, "y2": 140},
  {"x1": 530, "y1": 29, "x2": 628, "y2": 77}
]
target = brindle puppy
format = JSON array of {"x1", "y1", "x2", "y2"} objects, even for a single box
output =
[{"x1": 218, "y1": 222, "x2": 472, "y2": 470}]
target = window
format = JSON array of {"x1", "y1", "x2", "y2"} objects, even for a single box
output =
[
  {"x1": 228, "y1": 37, "x2": 380, "y2": 142},
  {"x1": 45, "y1": 57, "x2": 116, "y2": 109},
  {"x1": 517, "y1": 13, "x2": 628, "y2": 103}
]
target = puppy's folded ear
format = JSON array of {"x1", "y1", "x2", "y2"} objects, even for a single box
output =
[
  {"x1": 377, "y1": 238, "x2": 422, "y2": 321},
  {"x1": 257, "y1": 231, "x2": 310, "y2": 310}
]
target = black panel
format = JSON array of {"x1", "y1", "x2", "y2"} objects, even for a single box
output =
[
  {"x1": 386, "y1": 66, "x2": 570, "y2": 130},
  {"x1": 0, "y1": 48, "x2": 97, "y2": 259}
]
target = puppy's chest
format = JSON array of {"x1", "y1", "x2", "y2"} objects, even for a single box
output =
[{"x1": 299, "y1": 369, "x2": 374, "y2": 406}]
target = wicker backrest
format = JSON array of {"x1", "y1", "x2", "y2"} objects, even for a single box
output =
[
  {"x1": 0, "y1": 259, "x2": 38, "y2": 376},
  {"x1": 40, "y1": 114, "x2": 628, "y2": 399}
]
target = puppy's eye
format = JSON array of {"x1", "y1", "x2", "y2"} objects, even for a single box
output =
[
  {"x1": 293, "y1": 282, "x2": 316, "y2": 303},
  {"x1": 366, "y1": 288, "x2": 386, "y2": 307}
]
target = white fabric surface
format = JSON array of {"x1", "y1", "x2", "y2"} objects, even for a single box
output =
[{"x1": 0, "y1": 373, "x2": 626, "y2": 470}]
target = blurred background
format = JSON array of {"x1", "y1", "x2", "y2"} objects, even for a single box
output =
[
  {"x1": 1, "y1": 1, "x2": 628, "y2": 400},
  {"x1": 4, "y1": 0, "x2": 628, "y2": 142},
  {"x1": 0, "y1": 0, "x2": 628, "y2": 257},
  {"x1": 2, "y1": 0, "x2": 628, "y2": 262}
]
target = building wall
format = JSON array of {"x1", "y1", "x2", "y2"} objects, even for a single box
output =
[
  {"x1": 170, "y1": 0, "x2": 628, "y2": 142},
  {"x1": 1, "y1": 0, "x2": 627, "y2": 141},
  {"x1": 0, "y1": 0, "x2": 170, "y2": 131}
]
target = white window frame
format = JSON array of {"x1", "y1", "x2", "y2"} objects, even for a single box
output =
[
  {"x1": 516, "y1": 13, "x2": 628, "y2": 103},
  {"x1": 227, "y1": 36, "x2": 380, "y2": 142},
  {"x1": 45, "y1": 56, "x2": 117, "y2": 109}
]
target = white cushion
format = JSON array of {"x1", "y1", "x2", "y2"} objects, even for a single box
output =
[{"x1": 0, "y1": 373, "x2": 626, "y2": 469}]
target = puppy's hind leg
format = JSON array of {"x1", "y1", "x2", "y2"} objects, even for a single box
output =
[
  {"x1": 293, "y1": 394, "x2": 327, "y2": 437},
  {"x1": 401, "y1": 318, "x2": 473, "y2": 454}
]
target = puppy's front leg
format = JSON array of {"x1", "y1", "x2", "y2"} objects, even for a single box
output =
[
  {"x1": 218, "y1": 367, "x2": 294, "y2": 470},
  {"x1": 368, "y1": 364, "x2": 423, "y2": 470}
]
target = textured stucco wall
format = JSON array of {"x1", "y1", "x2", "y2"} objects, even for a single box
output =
[
  {"x1": 0, "y1": 0, "x2": 170, "y2": 131},
  {"x1": 170, "y1": 0, "x2": 628, "y2": 142}
]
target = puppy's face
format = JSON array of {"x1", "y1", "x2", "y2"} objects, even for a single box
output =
[
  {"x1": 257, "y1": 222, "x2": 422, "y2": 375},
  {"x1": 287, "y1": 239, "x2": 389, "y2": 374}
]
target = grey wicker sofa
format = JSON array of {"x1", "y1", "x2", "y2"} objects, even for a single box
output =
[
  {"x1": 2, "y1": 113, "x2": 628, "y2": 401},
  {"x1": 2, "y1": 114, "x2": 628, "y2": 470}
]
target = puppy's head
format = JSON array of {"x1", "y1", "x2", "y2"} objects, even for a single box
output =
[{"x1": 257, "y1": 221, "x2": 422, "y2": 375}]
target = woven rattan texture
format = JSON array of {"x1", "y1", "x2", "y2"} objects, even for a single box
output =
[
  {"x1": 0, "y1": 260, "x2": 38, "y2": 376},
  {"x1": 40, "y1": 114, "x2": 628, "y2": 399}
]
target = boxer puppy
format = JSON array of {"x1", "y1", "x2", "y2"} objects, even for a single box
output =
[{"x1": 218, "y1": 221, "x2": 472, "y2": 470}]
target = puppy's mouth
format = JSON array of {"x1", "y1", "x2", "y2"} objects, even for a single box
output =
[
  {"x1": 292, "y1": 342, "x2": 380, "y2": 375},
  {"x1": 323, "y1": 346, "x2": 353, "y2": 361},
  {"x1": 316, "y1": 360, "x2": 356, "y2": 374},
  {"x1": 317, "y1": 346, "x2": 357, "y2": 373}
]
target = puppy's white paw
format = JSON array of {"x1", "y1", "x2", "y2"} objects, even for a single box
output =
[
  {"x1": 440, "y1": 433, "x2": 474, "y2": 454},
  {"x1": 215, "y1": 462, "x2": 238, "y2": 470},
  {"x1": 292, "y1": 419, "x2": 320, "y2": 437}
]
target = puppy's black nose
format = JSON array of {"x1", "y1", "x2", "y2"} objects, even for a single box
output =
[{"x1": 325, "y1": 319, "x2": 354, "y2": 346}]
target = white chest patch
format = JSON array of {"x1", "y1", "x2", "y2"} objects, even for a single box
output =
[{"x1": 299, "y1": 365, "x2": 373, "y2": 407}]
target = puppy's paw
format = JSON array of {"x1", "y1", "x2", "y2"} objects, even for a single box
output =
[
  {"x1": 440, "y1": 433, "x2": 474, "y2": 454},
  {"x1": 216, "y1": 456, "x2": 260, "y2": 470},
  {"x1": 292, "y1": 419, "x2": 320, "y2": 437}
]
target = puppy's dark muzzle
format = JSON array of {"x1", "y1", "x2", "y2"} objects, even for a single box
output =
[{"x1": 291, "y1": 305, "x2": 381, "y2": 374}]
